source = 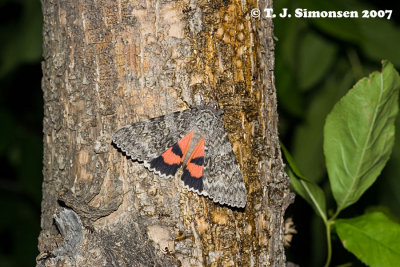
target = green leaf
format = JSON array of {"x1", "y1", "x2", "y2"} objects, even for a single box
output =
[
  {"x1": 298, "y1": 32, "x2": 337, "y2": 90},
  {"x1": 365, "y1": 206, "x2": 400, "y2": 224},
  {"x1": 299, "y1": 0, "x2": 365, "y2": 43},
  {"x1": 275, "y1": 11, "x2": 307, "y2": 117},
  {"x1": 359, "y1": 19, "x2": 400, "y2": 69},
  {"x1": 0, "y1": 0, "x2": 42, "y2": 77},
  {"x1": 281, "y1": 142, "x2": 326, "y2": 220},
  {"x1": 274, "y1": 0, "x2": 307, "y2": 69},
  {"x1": 324, "y1": 61, "x2": 400, "y2": 212},
  {"x1": 287, "y1": 169, "x2": 327, "y2": 222},
  {"x1": 335, "y1": 263, "x2": 353, "y2": 267},
  {"x1": 378, "y1": 116, "x2": 400, "y2": 216},
  {"x1": 276, "y1": 60, "x2": 304, "y2": 117},
  {"x1": 336, "y1": 212, "x2": 400, "y2": 267},
  {"x1": 293, "y1": 61, "x2": 354, "y2": 182},
  {"x1": 281, "y1": 142, "x2": 310, "y2": 182}
]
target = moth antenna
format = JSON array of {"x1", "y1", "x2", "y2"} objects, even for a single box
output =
[{"x1": 112, "y1": 105, "x2": 246, "y2": 208}]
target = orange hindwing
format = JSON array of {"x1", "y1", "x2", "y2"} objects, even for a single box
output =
[
  {"x1": 181, "y1": 137, "x2": 205, "y2": 192},
  {"x1": 149, "y1": 132, "x2": 193, "y2": 177}
]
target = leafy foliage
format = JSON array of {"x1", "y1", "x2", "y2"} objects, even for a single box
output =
[
  {"x1": 281, "y1": 144, "x2": 327, "y2": 221},
  {"x1": 276, "y1": 0, "x2": 400, "y2": 266},
  {"x1": 336, "y1": 212, "x2": 400, "y2": 267},
  {"x1": 284, "y1": 61, "x2": 400, "y2": 267},
  {"x1": 324, "y1": 61, "x2": 400, "y2": 212},
  {"x1": 0, "y1": 0, "x2": 42, "y2": 78}
]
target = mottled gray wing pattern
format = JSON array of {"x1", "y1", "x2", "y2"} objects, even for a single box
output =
[
  {"x1": 112, "y1": 109, "x2": 195, "y2": 163},
  {"x1": 194, "y1": 110, "x2": 247, "y2": 208},
  {"x1": 113, "y1": 106, "x2": 247, "y2": 208}
]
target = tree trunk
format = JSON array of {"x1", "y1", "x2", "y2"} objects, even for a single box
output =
[{"x1": 38, "y1": 0, "x2": 293, "y2": 266}]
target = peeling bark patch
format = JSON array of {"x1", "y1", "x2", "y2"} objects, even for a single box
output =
[
  {"x1": 147, "y1": 225, "x2": 175, "y2": 254},
  {"x1": 99, "y1": 223, "x2": 180, "y2": 266},
  {"x1": 211, "y1": 209, "x2": 228, "y2": 225},
  {"x1": 53, "y1": 208, "x2": 83, "y2": 254},
  {"x1": 195, "y1": 216, "x2": 209, "y2": 234},
  {"x1": 189, "y1": 7, "x2": 203, "y2": 34}
]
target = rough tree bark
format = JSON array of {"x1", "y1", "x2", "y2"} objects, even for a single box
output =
[{"x1": 37, "y1": 0, "x2": 293, "y2": 266}]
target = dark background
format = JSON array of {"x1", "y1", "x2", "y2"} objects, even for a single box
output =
[
  {"x1": 275, "y1": 0, "x2": 400, "y2": 266},
  {"x1": 0, "y1": 0, "x2": 399, "y2": 266},
  {"x1": 0, "y1": 0, "x2": 42, "y2": 266}
]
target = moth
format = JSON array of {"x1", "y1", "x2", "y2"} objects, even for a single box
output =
[{"x1": 112, "y1": 105, "x2": 247, "y2": 208}]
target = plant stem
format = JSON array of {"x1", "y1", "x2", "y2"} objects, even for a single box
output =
[
  {"x1": 331, "y1": 207, "x2": 342, "y2": 221},
  {"x1": 323, "y1": 220, "x2": 333, "y2": 267}
]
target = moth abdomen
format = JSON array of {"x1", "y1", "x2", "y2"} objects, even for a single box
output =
[{"x1": 112, "y1": 105, "x2": 247, "y2": 208}]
